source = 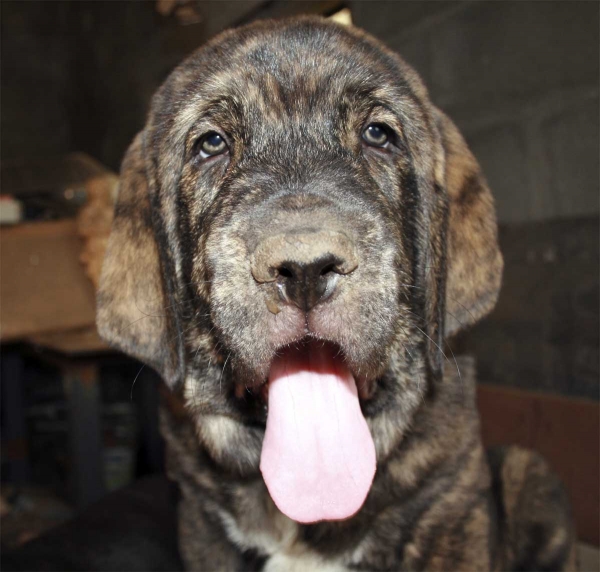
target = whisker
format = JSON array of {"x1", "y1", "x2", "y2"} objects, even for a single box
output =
[
  {"x1": 401, "y1": 283, "x2": 475, "y2": 327},
  {"x1": 130, "y1": 363, "x2": 146, "y2": 401},
  {"x1": 219, "y1": 352, "x2": 231, "y2": 394},
  {"x1": 131, "y1": 299, "x2": 194, "y2": 322},
  {"x1": 412, "y1": 322, "x2": 462, "y2": 386},
  {"x1": 396, "y1": 338, "x2": 424, "y2": 398},
  {"x1": 117, "y1": 314, "x2": 156, "y2": 336}
]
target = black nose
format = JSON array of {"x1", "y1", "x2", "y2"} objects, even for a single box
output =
[
  {"x1": 276, "y1": 254, "x2": 341, "y2": 311},
  {"x1": 250, "y1": 230, "x2": 359, "y2": 312}
]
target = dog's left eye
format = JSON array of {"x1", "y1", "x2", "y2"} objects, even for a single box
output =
[
  {"x1": 195, "y1": 132, "x2": 228, "y2": 159},
  {"x1": 362, "y1": 124, "x2": 391, "y2": 148}
]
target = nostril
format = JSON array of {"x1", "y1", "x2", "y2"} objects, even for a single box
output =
[
  {"x1": 277, "y1": 266, "x2": 294, "y2": 279},
  {"x1": 319, "y1": 262, "x2": 338, "y2": 277}
]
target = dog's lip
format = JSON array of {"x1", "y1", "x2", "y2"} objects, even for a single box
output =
[{"x1": 233, "y1": 337, "x2": 377, "y2": 403}]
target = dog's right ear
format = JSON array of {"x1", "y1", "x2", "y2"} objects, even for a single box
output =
[
  {"x1": 97, "y1": 133, "x2": 181, "y2": 386},
  {"x1": 435, "y1": 109, "x2": 503, "y2": 338}
]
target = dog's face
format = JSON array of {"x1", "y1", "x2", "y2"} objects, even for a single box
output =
[{"x1": 98, "y1": 18, "x2": 502, "y2": 483}]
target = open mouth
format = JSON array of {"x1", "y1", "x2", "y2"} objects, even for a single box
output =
[
  {"x1": 253, "y1": 338, "x2": 377, "y2": 524},
  {"x1": 235, "y1": 338, "x2": 377, "y2": 405}
]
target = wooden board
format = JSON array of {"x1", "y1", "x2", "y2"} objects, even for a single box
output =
[
  {"x1": 478, "y1": 384, "x2": 599, "y2": 545},
  {"x1": 27, "y1": 326, "x2": 108, "y2": 355},
  {"x1": 1, "y1": 220, "x2": 97, "y2": 341}
]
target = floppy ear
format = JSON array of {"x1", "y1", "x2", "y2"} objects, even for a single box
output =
[
  {"x1": 435, "y1": 109, "x2": 503, "y2": 338},
  {"x1": 96, "y1": 133, "x2": 182, "y2": 386}
]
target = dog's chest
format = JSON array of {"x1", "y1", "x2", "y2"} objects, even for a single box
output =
[
  {"x1": 212, "y1": 488, "x2": 358, "y2": 571},
  {"x1": 264, "y1": 553, "x2": 348, "y2": 572}
]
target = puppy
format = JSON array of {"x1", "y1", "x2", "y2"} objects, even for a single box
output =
[{"x1": 97, "y1": 16, "x2": 576, "y2": 571}]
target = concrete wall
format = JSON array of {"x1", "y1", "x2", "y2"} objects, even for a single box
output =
[
  {"x1": 2, "y1": 1, "x2": 191, "y2": 170},
  {"x1": 353, "y1": 1, "x2": 599, "y2": 224},
  {"x1": 0, "y1": 0, "x2": 336, "y2": 170},
  {"x1": 454, "y1": 217, "x2": 599, "y2": 400}
]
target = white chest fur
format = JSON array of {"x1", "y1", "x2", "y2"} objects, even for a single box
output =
[{"x1": 210, "y1": 499, "x2": 353, "y2": 571}]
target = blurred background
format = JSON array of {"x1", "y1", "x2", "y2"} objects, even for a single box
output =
[{"x1": 1, "y1": 0, "x2": 598, "y2": 565}]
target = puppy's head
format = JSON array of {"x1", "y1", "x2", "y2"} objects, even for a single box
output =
[{"x1": 98, "y1": 17, "x2": 502, "y2": 477}]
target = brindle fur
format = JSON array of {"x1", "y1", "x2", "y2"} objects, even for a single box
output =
[{"x1": 97, "y1": 16, "x2": 576, "y2": 571}]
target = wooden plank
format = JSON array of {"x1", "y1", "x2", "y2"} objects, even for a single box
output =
[
  {"x1": 28, "y1": 326, "x2": 109, "y2": 355},
  {"x1": 477, "y1": 384, "x2": 599, "y2": 545},
  {"x1": 0, "y1": 220, "x2": 97, "y2": 341}
]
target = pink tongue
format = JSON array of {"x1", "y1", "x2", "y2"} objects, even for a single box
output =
[{"x1": 260, "y1": 341, "x2": 376, "y2": 523}]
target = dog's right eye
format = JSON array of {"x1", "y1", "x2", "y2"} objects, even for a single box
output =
[{"x1": 194, "y1": 132, "x2": 228, "y2": 159}]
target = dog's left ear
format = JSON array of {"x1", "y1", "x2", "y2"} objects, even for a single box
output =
[
  {"x1": 96, "y1": 132, "x2": 183, "y2": 387},
  {"x1": 434, "y1": 109, "x2": 504, "y2": 338}
]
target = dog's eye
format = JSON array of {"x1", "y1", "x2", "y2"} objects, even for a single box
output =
[
  {"x1": 362, "y1": 124, "x2": 390, "y2": 148},
  {"x1": 195, "y1": 132, "x2": 228, "y2": 159}
]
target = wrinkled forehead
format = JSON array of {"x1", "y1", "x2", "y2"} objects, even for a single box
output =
[
  {"x1": 160, "y1": 21, "x2": 418, "y2": 136},
  {"x1": 209, "y1": 28, "x2": 397, "y2": 97}
]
